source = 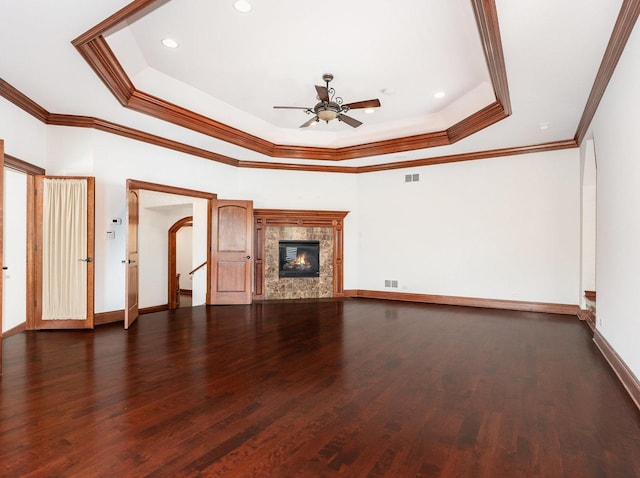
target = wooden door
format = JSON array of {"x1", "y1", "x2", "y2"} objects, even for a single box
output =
[
  {"x1": 124, "y1": 189, "x2": 139, "y2": 328},
  {"x1": 210, "y1": 200, "x2": 253, "y2": 304},
  {"x1": 34, "y1": 176, "x2": 94, "y2": 329}
]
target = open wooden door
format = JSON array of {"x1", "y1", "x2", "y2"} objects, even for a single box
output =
[
  {"x1": 210, "y1": 199, "x2": 253, "y2": 305},
  {"x1": 124, "y1": 189, "x2": 139, "y2": 328},
  {"x1": 34, "y1": 176, "x2": 94, "y2": 329}
]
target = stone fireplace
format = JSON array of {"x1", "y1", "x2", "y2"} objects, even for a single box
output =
[
  {"x1": 253, "y1": 209, "x2": 348, "y2": 301},
  {"x1": 265, "y1": 227, "x2": 333, "y2": 299}
]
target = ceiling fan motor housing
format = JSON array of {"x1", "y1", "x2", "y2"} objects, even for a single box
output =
[{"x1": 315, "y1": 102, "x2": 343, "y2": 122}]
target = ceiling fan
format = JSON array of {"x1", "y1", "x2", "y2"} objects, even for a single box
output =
[{"x1": 273, "y1": 73, "x2": 381, "y2": 128}]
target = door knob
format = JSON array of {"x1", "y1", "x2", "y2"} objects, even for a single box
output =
[
  {"x1": 79, "y1": 257, "x2": 93, "y2": 263},
  {"x1": 246, "y1": 256, "x2": 251, "y2": 259},
  {"x1": 2, "y1": 266, "x2": 7, "y2": 270}
]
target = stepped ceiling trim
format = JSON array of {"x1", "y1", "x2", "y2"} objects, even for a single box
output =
[
  {"x1": 71, "y1": 0, "x2": 510, "y2": 161},
  {"x1": 3, "y1": 1, "x2": 639, "y2": 173}
]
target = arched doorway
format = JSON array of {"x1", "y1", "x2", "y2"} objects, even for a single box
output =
[{"x1": 168, "y1": 216, "x2": 192, "y2": 309}]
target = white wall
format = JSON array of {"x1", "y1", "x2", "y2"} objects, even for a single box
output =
[
  {"x1": 237, "y1": 168, "x2": 360, "y2": 288},
  {"x1": 176, "y1": 226, "x2": 193, "y2": 290},
  {"x1": 89, "y1": 131, "x2": 240, "y2": 312},
  {"x1": 2, "y1": 168, "x2": 27, "y2": 332},
  {"x1": 590, "y1": 18, "x2": 640, "y2": 378},
  {"x1": 137, "y1": 190, "x2": 193, "y2": 309},
  {"x1": 356, "y1": 150, "x2": 581, "y2": 304},
  {"x1": 3, "y1": 91, "x2": 583, "y2": 322},
  {"x1": 580, "y1": 139, "x2": 597, "y2": 309},
  {"x1": 0, "y1": 98, "x2": 47, "y2": 167},
  {"x1": 191, "y1": 198, "x2": 208, "y2": 306}
]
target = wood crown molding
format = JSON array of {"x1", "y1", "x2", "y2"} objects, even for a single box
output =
[
  {"x1": 2, "y1": 2, "x2": 635, "y2": 169},
  {"x1": 0, "y1": 79, "x2": 578, "y2": 173},
  {"x1": 349, "y1": 289, "x2": 579, "y2": 315},
  {"x1": 594, "y1": 329, "x2": 640, "y2": 410},
  {"x1": 574, "y1": 0, "x2": 640, "y2": 145},
  {"x1": 70, "y1": 0, "x2": 511, "y2": 161},
  {"x1": 470, "y1": 0, "x2": 511, "y2": 116},
  {"x1": 0, "y1": 77, "x2": 49, "y2": 122}
]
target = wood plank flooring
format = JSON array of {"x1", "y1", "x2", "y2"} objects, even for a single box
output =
[{"x1": 1, "y1": 299, "x2": 639, "y2": 477}]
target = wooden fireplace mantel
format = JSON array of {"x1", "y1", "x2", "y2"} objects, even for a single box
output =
[{"x1": 253, "y1": 209, "x2": 349, "y2": 300}]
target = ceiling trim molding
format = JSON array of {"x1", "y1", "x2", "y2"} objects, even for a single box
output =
[
  {"x1": 0, "y1": 78, "x2": 577, "y2": 174},
  {"x1": 574, "y1": 0, "x2": 640, "y2": 145},
  {"x1": 71, "y1": 0, "x2": 511, "y2": 161},
  {"x1": 471, "y1": 0, "x2": 511, "y2": 116},
  {"x1": 72, "y1": 0, "x2": 160, "y2": 45},
  {"x1": 446, "y1": 101, "x2": 507, "y2": 143},
  {"x1": 0, "y1": 78, "x2": 49, "y2": 122},
  {"x1": 47, "y1": 113, "x2": 240, "y2": 167},
  {"x1": 355, "y1": 139, "x2": 578, "y2": 173},
  {"x1": 75, "y1": 36, "x2": 134, "y2": 106}
]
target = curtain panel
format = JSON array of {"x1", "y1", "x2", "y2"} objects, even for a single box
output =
[{"x1": 42, "y1": 179, "x2": 87, "y2": 320}]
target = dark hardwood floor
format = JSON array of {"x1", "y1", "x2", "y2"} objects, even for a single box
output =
[{"x1": 1, "y1": 299, "x2": 639, "y2": 477}]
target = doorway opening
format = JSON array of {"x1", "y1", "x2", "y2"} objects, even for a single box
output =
[
  {"x1": 125, "y1": 179, "x2": 216, "y2": 328},
  {"x1": 168, "y1": 215, "x2": 193, "y2": 309}
]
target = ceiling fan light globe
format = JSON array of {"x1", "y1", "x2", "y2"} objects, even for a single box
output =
[{"x1": 317, "y1": 109, "x2": 338, "y2": 121}]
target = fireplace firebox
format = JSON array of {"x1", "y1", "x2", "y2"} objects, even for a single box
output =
[{"x1": 279, "y1": 240, "x2": 320, "y2": 278}]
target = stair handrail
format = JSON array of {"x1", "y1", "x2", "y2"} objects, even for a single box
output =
[{"x1": 189, "y1": 261, "x2": 207, "y2": 275}]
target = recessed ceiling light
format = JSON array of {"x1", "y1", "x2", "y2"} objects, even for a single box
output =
[
  {"x1": 434, "y1": 91, "x2": 446, "y2": 99},
  {"x1": 539, "y1": 122, "x2": 550, "y2": 130},
  {"x1": 364, "y1": 108, "x2": 375, "y2": 114},
  {"x1": 161, "y1": 38, "x2": 179, "y2": 48},
  {"x1": 233, "y1": 0, "x2": 252, "y2": 13}
]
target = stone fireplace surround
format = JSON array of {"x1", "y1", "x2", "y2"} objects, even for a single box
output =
[
  {"x1": 267, "y1": 228, "x2": 331, "y2": 299},
  {"x1": 253, "y1": 209, "x2": 348, "y2": 301}
]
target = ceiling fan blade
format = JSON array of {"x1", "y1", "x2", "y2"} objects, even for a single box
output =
[
  {"x1": 299, "y1": 116, "x2": 319, "y2": 128},
  {"x1": 344, "y1": 98, "x2": 381, "y2": 109},
  {"x1": 273, "y1": 106, "x2": 311, "y2": 110},
  {"x1": 315, "y1": 85, "x2": 329, "y2": 102},
  {"x1": 338, "y1": 114, "x2": 362, "y2": 128}
]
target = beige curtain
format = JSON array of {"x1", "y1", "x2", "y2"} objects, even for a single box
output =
[{"x1": 42, "y1": 179, "x2": 87, "y2": 320}]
